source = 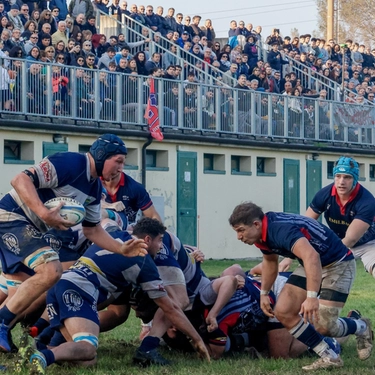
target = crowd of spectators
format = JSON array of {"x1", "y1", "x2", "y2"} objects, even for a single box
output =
[{"x1": 0, "y1": 0, "x2": 372, "y2": 138}]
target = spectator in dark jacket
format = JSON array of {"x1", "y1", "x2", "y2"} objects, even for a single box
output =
[{"x1": 267, "y1": 42, "x2": 288, "y2": 71}]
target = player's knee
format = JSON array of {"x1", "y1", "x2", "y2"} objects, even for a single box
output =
[
  {"x1": 315, "y1": 305, "x2": 341, "y2": 336},
  {"x1": 25, "y1": 247, "x2": 61, "y2": 274},
  {"x1": 72, "y1": 333, "x2": 99, "y2": 360},
  {"x1": 274, "y1": 305, "x2": 295, "y2": 324},
  {"x1": 34, "y1": 260, "x2": 63, "y2": 287}
]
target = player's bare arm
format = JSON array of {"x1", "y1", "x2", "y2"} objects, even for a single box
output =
[
  {"x1": 342, "y1": 219, "x2": 370, "y2": 249},
  {"x1": 292, "y1": 238, "x2": 321, "y2": 324}
]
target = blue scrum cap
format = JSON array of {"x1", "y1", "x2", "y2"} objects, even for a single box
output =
[
  {"x1": 333, "y1": 156, "x2": 359, "y2": 187},
  {"x1": 89, "y1": 134, "x2": 127, "y2": 177}
]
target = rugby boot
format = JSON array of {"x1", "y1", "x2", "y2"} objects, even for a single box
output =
[
  {"x1": 302, "y1": 355, "x2": 344, "y2": 371},
  {"x1": 133, "y1": 348, "x2": 171, "y2": 367},
  {"x1": 28, "y1": 351, "x2": 47, "y2": 375},
  {"x1": 355, "y1": 317, "x2": 373, "y2": 360},
  {"x1": 0, "y1": 322, "x2": 11, "y2": 353}
]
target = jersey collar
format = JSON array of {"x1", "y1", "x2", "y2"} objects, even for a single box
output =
[
  {"x1": 331, "y1": 183, "x2": 360, "y2": 215},
  {"x1": 254, "y1": 215, "x2": 271, "y2": 251}
]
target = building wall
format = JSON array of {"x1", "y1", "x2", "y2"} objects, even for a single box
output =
[{"x1": 1, "y1": 128, "x2": 375, "y2": 260}]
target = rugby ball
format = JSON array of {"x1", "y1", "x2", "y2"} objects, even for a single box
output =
[{"x1": 44, "y1": 197, "x2": 86, "y2": 226}]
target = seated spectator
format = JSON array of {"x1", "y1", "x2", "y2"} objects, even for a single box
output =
[
  {"x1": 21, "y1": 20, "x2": 38, "y2": 40},
  {"x1": 243, "y1": 35, "x2": 258, "y2": 70},
  {"x1": 82, "y1": 40, "x2": 94, "y2": 57},
  {"x1": 163, "y1": 44, "x2": 178, "y2": 69},
  {"x1": 49, "y1": 0, "x2": 68, "y2": 21},
  {"x1": 248, "y1": 66, "x2": 261, "y2": 84},
  {"x1": 116, "y1": 57, "x2": 131, "y2": 73},
  {"x1": 134, "y1": 51, "x2": 147, "y2": 75},
  {"x1": 145, "y1": 52, "x2": 161, "y2": 75},
  {"x1": 230, "y1": 45, "x2": 243, "y2": 63},
  {"x1": 38, "y1": 10, "x2": 56, "y2": 34},
  {"x1": 212, "y1": 41, "x2": 221, "y2": 59},
  {"x1": 85, "y1": 52, "x2": 98, "y2": 69},
  {"x1": 98, "y1": 46, "x2": 116, "y2": 69},
  {"x1": 128, "y1": 58, "x2": 137, "y2": 73},
  {"x1": 223, "y1": 63, "x2": 239, "y2": 86},
  {"x1": 96, "y1": 34, "x2": 107, "y2": 57},
  {"x1": 219, "y1": 53, "x2": 231, "y2": 72},
  {"x1": 24, "y1": 32, "x2": 39, "y2": 54},
  {"x1": 52, "y1": 21, "x2": 68, "y2": 46},
  {"x1": 7, "y1": 5, "x2": 23, "y2": 32},
  {"x1": 68, "y1": 42, "x2": 83, "y2": 65},
  {"x1": 163, "y1": 65, "x2": 176, "y2": 80},
  {"x1": 44, "y1": 45, "x2": 55, "y2": 62}
]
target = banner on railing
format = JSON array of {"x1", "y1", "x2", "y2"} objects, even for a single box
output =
[
  {"x1": 144, "y1": 78, "x2": 163, "y2": 141},
  {"x1": 332, "y1": 103, "x2": 375, "y2": 128}
]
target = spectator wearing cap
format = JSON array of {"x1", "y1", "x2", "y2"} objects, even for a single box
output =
[
  {"x1": 49, "y1": 0, "x2": 68, "y2": 21},
  {"x1": 190, "y1": 15, "x2": 204, "y2": 38},
  {"x1": 200, "y1": 19, "x2": 216, "y2": 41},
  {"x1": 8, "y1": 5, "x2": 24, "y2": 32},
  {"x1": 267, "y1": 41, "x2": 288, "y2": 71},
  {"x1": 177, "y1": 31, "x2": 190, "y2": 48},
  {"x1": 68, "y1": 0, "x2": 94, "y2": 19}
]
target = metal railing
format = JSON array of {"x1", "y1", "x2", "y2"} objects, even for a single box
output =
[
  {"x1": 1, "y1": 58, "x2": 375, "y2": 146},
  {"x1": 95, "y1": 10, "x2": 238, "y2": 87}
]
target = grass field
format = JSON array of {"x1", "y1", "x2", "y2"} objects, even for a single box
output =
[{"x1": 3, "y1": 258, "x2": 375, "y2": 374}]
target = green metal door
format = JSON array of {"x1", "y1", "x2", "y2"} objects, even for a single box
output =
[
  {"x1": 283, "y1": 159, "x2": 300, "y2": 214},
  {"x1": 306, "y1": 160, "x2": 322, "y2": 210},
  {"x1": 177, "y1": 151, "x2": 197, "y2": 245}
]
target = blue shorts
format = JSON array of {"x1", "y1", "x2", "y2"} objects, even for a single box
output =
[
  {"x1": 43, "y1": 229, "x2": 87, "y2": 263},
  {"x1": 46, "y1": 276, "x2": 99, "y2": 330},
  {"x1": 0, "y1": 219, "x2": 52, "y2": 274}
]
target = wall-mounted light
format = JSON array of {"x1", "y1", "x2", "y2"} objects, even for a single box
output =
[
  {"x1": 312, "y1": 153, "x2": 319, "y2": 160},
  {"x1": 53, "y1": 134, "x2": 65, "y2": 144}
]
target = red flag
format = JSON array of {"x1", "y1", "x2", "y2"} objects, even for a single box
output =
[{"x1": 144, "y1": 78, "x2": 164, "y2": 141}]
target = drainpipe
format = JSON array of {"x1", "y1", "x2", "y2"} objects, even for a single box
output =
[{"x1": 141, "y1": 135, "x2": 153, "y2": 187}]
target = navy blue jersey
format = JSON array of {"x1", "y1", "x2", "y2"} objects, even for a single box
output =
[
  {"x1": 68, "y1": 230, "x2": 166, "y2": 303},
  {"x1": 0, "y1": 152, "x2": 102, "y2": 232},
  {"x1": 255, "y1": 212, "x2": 353, "y2": 267},
  {"x1": 104, "y1": 172, "x2": 153, "y2": 223},
  {"x1": 310, "y1": 183, "x2": 375, "y2": 247}
]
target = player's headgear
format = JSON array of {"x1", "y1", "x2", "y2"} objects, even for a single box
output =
[
  {"x1": 333, "y1": 156, "x2": 359, "y2": 187},
  {"x1": 89, "y1": 134, "x2": 127, "y2": 177}
]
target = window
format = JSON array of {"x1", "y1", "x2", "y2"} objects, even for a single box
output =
[
  {"x1": 146, "y1": 150, "x2": 168, "y2": 171},
  {"x1": 43, "y1": 142, "x2": 68, "y2": 157},
  {"x1": 203, "y1": 153, "x2": 225, "y2": 174},
  {"x1": 358, "y1": 162, "x2": 365, "y2": 181},
  {"x1": 370, "y1": 164, "x2": 375, "y2": 180},
  {"x1": 4, "y1": 140, "x2": 34, "y2": 164},
  {"x1": 231, "y1": 155, "x2": 251, "y2": 175},
  {"x1": 327, "y1": 161, "x2": 334, "y2": 179},
  {"x1": 124, "y1": 148, "x2": 138, "y2": 170},
  {"x1": 256, "y1": 157, "x2": 276, "y2": 176},
  {"x1": 78, "y1": 145, "x2": 91, "y2": 154}
]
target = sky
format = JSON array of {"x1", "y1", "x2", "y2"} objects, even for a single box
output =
[{"x1": 155, "y1": 0, "x2": 319, "y2": 39}]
